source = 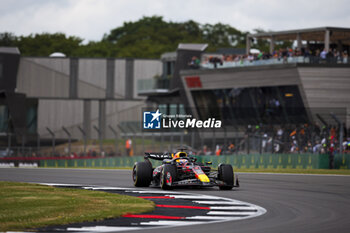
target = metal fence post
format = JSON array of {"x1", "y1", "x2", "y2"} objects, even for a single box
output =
[
  {"x1": 37, "y1": 133, "x2": 40, "y2": 156},
  {"x1": 259, "y1": 132, "x2": 262, "y2": 154},
  {"x1": 108, "y1": 125, "x2": 118, "y2": 156},
  {"x1": 46, "y1": 127, "x2": 55, "y2": 156},
  {"x1": 21, "y1": 133, "x2": 25, "y2": 157},
  {"x1": 93, "y1": 125, "x2": 103, "y2": 156},
  {"x1": 77, "y1": 126, "x2": 87, "y2": 156},
  {"x1": 212, "y1": 129, "x2": 216, "y2": 153},
  {"x1": 118, "y1": 125, "x2": 127, "y2": 156},
  {"x1": 7, "y1": 132, "x2": 11, "y2": 157},
  {"x1": 247, "y1": 133, "x2": 250, "y2": 155},
  {"x1": 296, "y1": 126, "x2": 300, "y2": 154},
  {"x1": 330, "y1": 113, "x2": 344, "y2": 154},
  {"x1": 234, "y1": 123, "x2": 239, "y2": 154},
  {"x1": 62, "y1": 127, "x2": 71, "y2": 157},
  {"x1": 141, "y1": 130, "x2": 145, "y2": 153},
  {"x1": 224, "y1": 127, "x2": 227, "y2": 152}
]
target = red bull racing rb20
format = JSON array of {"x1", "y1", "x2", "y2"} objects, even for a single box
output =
[{"x1": 132, "y1": 149, "x2": 239, "y2": 190}]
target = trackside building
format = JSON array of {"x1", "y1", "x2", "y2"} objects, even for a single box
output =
[{"x1": 0, "y1": 27, "x2": 349, "y2": 149}]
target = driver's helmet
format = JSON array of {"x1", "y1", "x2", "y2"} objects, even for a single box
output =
[{"x1": 173, "y1": 151, "x2": 187, "y2": 159}]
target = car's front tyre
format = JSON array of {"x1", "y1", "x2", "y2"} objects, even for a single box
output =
[
  {"x1": 160, "y1": 164, "x2": 177, "y2": 190},
  {"x1": 218, "y1": 164, "x2": 234, "y2": 190},
  {"x1": 133, "y1": 161, "x2": 152, "y2": 187}
]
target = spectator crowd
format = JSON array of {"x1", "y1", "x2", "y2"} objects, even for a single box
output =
[
  {"x1": 196, "y1": 47, "x2": 349, "y2": 69},
  {"x1": 196, "y1": 123, "x2": 350, "y2": 157}
]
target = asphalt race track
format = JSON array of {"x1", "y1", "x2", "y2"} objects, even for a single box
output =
[{"x1": 1, "y1": 168, "x2": 350, "y2": 233}]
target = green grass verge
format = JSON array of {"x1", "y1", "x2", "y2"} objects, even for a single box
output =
[{"x1": 0, "y1": 181, "x2": 155, "y2": 232}]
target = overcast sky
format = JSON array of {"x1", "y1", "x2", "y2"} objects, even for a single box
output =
[{"x1": 1, "y1": 0, "x2": 349, "y2": 42}]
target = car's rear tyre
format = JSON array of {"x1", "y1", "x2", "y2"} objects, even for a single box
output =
[
  {"x1": 160, "y1": 164, "x2": 177, "y2": 190},
  {"x1": 133, "y1": 161, "x2": 152, "y2": 187},
  {"x1": 218, "y1": 164, "x2": 234, "y2": 190}
]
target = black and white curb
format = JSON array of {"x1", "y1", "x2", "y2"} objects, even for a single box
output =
[{"x1": 37, "y1": 183, "x2": 266, "y2": 232}]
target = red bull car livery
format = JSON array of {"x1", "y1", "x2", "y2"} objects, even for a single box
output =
[{"x1": 132, "y1": 149, "x2": 239, "y2": 190}]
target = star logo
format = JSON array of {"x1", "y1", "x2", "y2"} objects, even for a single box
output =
[
  {"x1": 143, "y1": 109, "x2": 162, "y2": 129},
  {"x1": 151, "y1": 109, "x2": 162, "y2": 122}
]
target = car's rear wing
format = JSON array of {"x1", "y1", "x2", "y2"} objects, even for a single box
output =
[{"x1": 144, "y1": 152, "x2": 172, "y2": 161}]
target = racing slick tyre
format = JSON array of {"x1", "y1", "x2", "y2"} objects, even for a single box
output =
[
  {"x1": 218, "y1": 164, "x2": 234, "y2": 190},
  {"x1": 133, "y1": 162, "x2": 152, "y2": 187},
  {"x1": 160, "y1": 164, "x2": 177, "y2": 190}
]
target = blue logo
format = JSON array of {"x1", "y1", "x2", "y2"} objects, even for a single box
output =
[{"x1": 143, "y1": 109, "x2": 162, "y2": 129}]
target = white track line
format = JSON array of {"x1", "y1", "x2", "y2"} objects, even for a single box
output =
[
  {"x1": 186, "y1": 216, "x2": 242, "y2": 220},
  {"x1": 167, "y1": 195, "x2": 223, "y2": 200},
  {"x1": 210, "y1": 206, "x2": 257, "y2": 211},
  {"x1": 193, "y1": 201, "x2": 246, "y2": 205},
  {"x1": 39, "y1": 183, "x2": 84, "y2": 186},
  {"x1": 67, "y1": 226, "x2": 142, "y2": 232},
  {"x1": 207, "y1": 211, "x2": 256, "y2": 216},
  {"x1": 140, "y1": 221, "x2": 204, "y2": 226},
  {"x1": 84, "y1": 187, "x2": 135, "y2": 190},
  {"x1": 126, "y1": 190, "x2": 187, "y2": 194}
]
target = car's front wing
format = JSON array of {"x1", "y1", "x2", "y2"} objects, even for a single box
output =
[{"x1": 171, "y1": 178, "x2": 227, "y2": 187}]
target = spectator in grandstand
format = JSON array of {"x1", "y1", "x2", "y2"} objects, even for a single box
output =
[
  {"x1": 329, "y1": 136, "x2": 335, "y2": 169},
  {"x1": 261, "y1": 133, "x2": 268, "y2": 152},
  {"x1": 200, "y1": 47, "x2": 349, "y2": 69},
  {"x1": 205, "y1": 147, "x2": 213, "y2": 156},
  {"x1": 304, "y1": 48, "x2": 311, "y2": 58},
  {"x1": 224, "y1": 55, "x2": 234, "y2": 61},
  {"x1": 313, "y1": 140, "x2": 322, "y2": 154},
  {"x1": 326, "y1": 49, "x2": 335, "y2": 63},
  {"x1": 209, "y1": 56, "x2": 223, "y2": 68},
  {"x1": 334, "y1": 49, "x2": 341, "y2": 63},
  {"x1": 188, "y1": 56, "x2": 201, "y2": 69},
  {"x1": 233, "y1": 55, "x2": 241, "y2": 62},
  {"x1": 247, "y1": 53, "x2": 254, "y2": 62},
  {"x1": 228, "y1": 142, "x2": 235, "y2": 154},
  {"x1": 343, "y1": 50, "x2": 348, "y2": 63},
  {"x1": 290, "y1": 137, "x2": 298, "y2": 153},
  {"x1": 320, "y1": 48, "x2": 327, "y2": 60},
  {"x1": 215, "y1": 145, "x2": 222, "y2": 156},
  {"x1": 274, "y1": 143, "x2": 280, "y2": 153},
  {"x1": 257, "y1": 52, "x2": 263, "y2": 60},
  {"x1": 197, "y1": 145, "x2": 208, "y2": 156},
  {"x1": 282, "y1": 49, "x2": 288, "y2": 63},
  {"x1": 288, "y1": 48, "x2": 294, "y2": 57}
]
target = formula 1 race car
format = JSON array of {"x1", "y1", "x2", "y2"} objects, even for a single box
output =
[{"x1": 132, "y1": 149, "x2": 239, "y2": 190}]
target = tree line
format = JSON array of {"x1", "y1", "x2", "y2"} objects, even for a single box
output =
[{"x1": 0, "y1": 16, "x2": 289, "y2": 58}]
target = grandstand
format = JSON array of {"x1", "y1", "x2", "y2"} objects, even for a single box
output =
[{"x1": 0, "y1": 26, "x2": 349, "y2": 157}]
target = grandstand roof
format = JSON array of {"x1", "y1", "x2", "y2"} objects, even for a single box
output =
[
  {"x1": 248, "y1": 27, "x2": 350, "y2": 43},
  {"x1": 178, "y1": 43, "x2": 208, "y2": 51},
  {"x1": 0, "y1": 47, "x2": 20, "y2": 54}
]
